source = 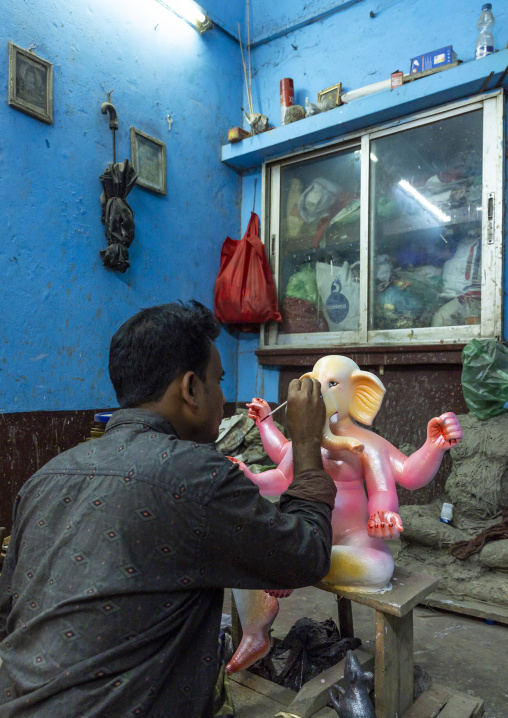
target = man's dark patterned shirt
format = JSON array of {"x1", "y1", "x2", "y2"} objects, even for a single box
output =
[{"x1": 0, "y1": 409, "x2": 334, "y2": 717}]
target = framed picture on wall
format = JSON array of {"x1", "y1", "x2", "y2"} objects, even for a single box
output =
[
  {"x1": 130, "y1": 127, "x2": 167, "y2": 195},
  {"x1": 8, "y1": 42, "x2": 53, "y2": 124},
  {"x1": 317, "y1": 82, "x2": 342, "y2": 109}
]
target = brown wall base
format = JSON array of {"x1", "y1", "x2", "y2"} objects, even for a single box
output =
[
  {"x1": 0, "y1": 403, "x2": 241, "y2": 533},
  {"x1": 0, "y1": 367, "x2": 466, "y2": 533},
  {"x1": 0, "y1": 410, "x2": 100, "y2": 531}
]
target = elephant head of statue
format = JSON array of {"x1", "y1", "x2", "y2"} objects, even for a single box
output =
[{"x1": 300, "y1": 355, "x2": 386, "y2": 454}]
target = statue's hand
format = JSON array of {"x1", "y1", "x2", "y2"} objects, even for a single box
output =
[
  {"x1": 246, "y1": 397, "x2": 272, "y2": 424},
  {"x1": 427, "y1": 412, "x2": 462, "y2": 450},
  {"x1": 367, "y1": 510, "x2": 403, "y2": 539},
  {"x1": 264, "y1": 589, "x2": 294, "y2": 598}
]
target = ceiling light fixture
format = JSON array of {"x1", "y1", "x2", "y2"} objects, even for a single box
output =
[
  {"x1": 398, "y1": 179, "x2": 451, "y2": 224},
  {"x1": 155, "y1": 0, "x2": 212, "y2": 33}
]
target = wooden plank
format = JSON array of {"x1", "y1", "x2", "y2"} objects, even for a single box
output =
[
  {"x1": 438, "y1": 692, "x2": 485, "y2": 718},
  {"x1": 229, "y1": 678, "x2": 291, "y2": 718},
  {"x1": 375, "y1": 610, "x2": 413, "y2": 718},
  {"x1": 230, "y1": 671, "x2": 295, "y2": 707},
  {"x1": 317, "y1": 565, "x2": 438, "y2": 617},
  {"x1": 431, "y1": 684, "x2": 485, "y2": 718},
  {"x1": 402, "y1": 684, "x2": 451, "y2": 718},
  {"x1": 286, "y1": 649, "x2": 374, "y2": 718},
  {"x1": 312, "y1": 707, "x2": 341, "y2": 718},
  {"x1": 336, "y1": 596, "x2": 354, "y2": 638},
  {"x1": 402, "y1": 62, "x2": 461, "y2": 84},
  {"x1": 422, "y1": 594, "x2": 508, "y2": 626}
]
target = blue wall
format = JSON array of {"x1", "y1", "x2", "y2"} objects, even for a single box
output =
[
  {"x1": 236, "y1": 0, "x2": 508, "y2": 403},
  {"x1": 2, "y1": 0, "x2": 507, "y2": 413},
  {"x1": 0, "y1": 0, "x2": 244, "y2": 413}
]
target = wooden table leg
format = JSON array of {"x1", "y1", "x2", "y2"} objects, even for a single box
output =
[
  {"x1": 336, "y1": 596, "x2": 354, "y2": 638},
  {"x1": 374, "y1": 609, "x2": 414, "y2": 718}
]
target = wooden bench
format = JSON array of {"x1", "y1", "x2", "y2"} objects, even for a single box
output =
[
  {"x1": 230, "y1": 565, "x2": 485, "y2": 717},
  {"x1": 316, "y1": 565, "x2": 484, "y2": 718}
]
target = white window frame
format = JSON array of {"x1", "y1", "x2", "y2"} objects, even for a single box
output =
[{"x1": 261, "y1": 91, "x2": 504, "y2": 350}]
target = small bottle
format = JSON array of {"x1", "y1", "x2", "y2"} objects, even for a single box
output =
[
  {"x1": 440, "y1": 502, "x2": 454, "y2": 525},
  {"x1": 280, "y1": 78, "x2": 294, "y2": 125},
  {"x1": 475, "y1": 4, "x2": 495, "y2": 59}
]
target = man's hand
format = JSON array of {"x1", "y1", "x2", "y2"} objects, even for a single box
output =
[
  {"x1": 246, "y1": 397, "x2": 271, "y2": 424},
  {"x1": 287, "y1": 377, "x2": 326, "y2": 474},
  {"x1": 427, "y1": 412, "x2": 462, "y2": 450},
  {"x1": 226, "y1": 456, "x2": 248, "y2": 473},
  {"x1": 367, "y1": 510, "x2": 403, "y2": 539}
]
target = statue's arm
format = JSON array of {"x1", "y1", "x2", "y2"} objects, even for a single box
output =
[
  {"x1": 247, "y1": 398, "x2": 290, "y2": 464},
  {"x1": 392, "y1": 412, "x2": 462, "y2": 490},
  {"x1": 362, "y1": 445, "x2": 403, "y2": 539},
  {"x1": 228, "y1": 443, "x2": 294, "y2": 497}
]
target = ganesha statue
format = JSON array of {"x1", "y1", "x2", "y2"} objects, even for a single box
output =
[{"x1": 227, "y1": 355, "x2": 462, "y2": 674}]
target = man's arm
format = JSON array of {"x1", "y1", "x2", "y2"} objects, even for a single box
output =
[
  {"x1": 202, "y1": 465, "x2": 334, "y2": 590},
  {"x1": 0, "y1": 556, "x2": 13, "y2": 641},
  {"x1": 201, "y1": 377, "x2": 337, "y2": 590}
]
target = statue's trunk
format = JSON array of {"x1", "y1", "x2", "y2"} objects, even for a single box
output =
[{"x1": 321, "y1": 423, "x2": 364, "y2": 454}]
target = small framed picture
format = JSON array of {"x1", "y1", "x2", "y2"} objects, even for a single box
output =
[
  {"x1": 317, "y1": 83, "x2": 342, "y2": 109},
  {"x1": 130, "y1": 127, "x2": 167, "y2": 196},
  {"x1": 8, "y1": 42, "x2": 53, "y2": 124}
]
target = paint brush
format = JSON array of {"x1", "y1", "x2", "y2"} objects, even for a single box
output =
[{"x1": 259, "y1": 400, "x2": 288, "y2": 422}]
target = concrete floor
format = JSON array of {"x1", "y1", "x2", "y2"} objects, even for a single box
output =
[{"x1": 224, "y1": 575, "x2": 508, "y2": 717}]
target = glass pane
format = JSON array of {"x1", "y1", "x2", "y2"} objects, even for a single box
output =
[
  {"x1": 279, "y1": 148, "x2": 361, "y2": 334},
  {"x1": 369, "y1": 110, "x2": 483, "y2": 331}
]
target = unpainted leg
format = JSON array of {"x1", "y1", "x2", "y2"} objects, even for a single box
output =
[{"x1": 227, "y1": 588, "x2": 279, "y2": 674}]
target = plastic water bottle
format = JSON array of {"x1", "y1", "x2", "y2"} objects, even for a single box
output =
[{"x1": 475, "y1": 4, "x2": 495, "y2": 59}]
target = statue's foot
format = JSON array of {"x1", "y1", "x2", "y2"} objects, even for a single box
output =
[{"x1": 226, "y1": 593, "x2": 279, "y2": 674}]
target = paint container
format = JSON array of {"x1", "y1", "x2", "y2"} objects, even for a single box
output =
[
  {"x1": 440, "y1": 502, "x2": 454, "y2": 524},
  {"x1": 90, "y1": 411, "x2": 113, "y2": 439},
  {"x1": 391, "y1": 70, "x2": 403, "y2": 90},
  {"x1": 280, "y1": 78, "x2": 294, "y2": 125}
]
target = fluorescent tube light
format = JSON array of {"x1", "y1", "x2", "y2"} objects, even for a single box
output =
[
  {"x1": 398, "y1": 179, "x2": 451, "y2": 224},
  {"x1": 155, "y1": 0, "x2": 212, "y2": 32}
]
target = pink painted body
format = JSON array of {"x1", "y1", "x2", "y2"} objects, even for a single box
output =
[{"x1": 228, "y1": 355, "x2": 462, "y2": 673}]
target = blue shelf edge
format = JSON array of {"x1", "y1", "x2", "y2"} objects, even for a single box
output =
[{"x1": 221, "y1": 49, "x2": 508, "y2": 172}]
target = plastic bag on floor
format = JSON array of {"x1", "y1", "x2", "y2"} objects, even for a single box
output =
[{"x1": 249, "y1": 617, "x2": 361, "y2": 692}]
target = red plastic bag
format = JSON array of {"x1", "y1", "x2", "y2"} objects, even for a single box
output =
[{"x1": 214, "y1": 212, "x2": 281, "y2": 331}]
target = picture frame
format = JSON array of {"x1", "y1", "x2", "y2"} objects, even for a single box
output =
[
  {"x1": 130, "y1": 127, "x2": 167, "y2": 196},
  {"x1": 317, "y1": 82, "x2": 342, "y2": 109},
  {"x1": 8, "y1": 42, "x2": 53, "y2": 124}
]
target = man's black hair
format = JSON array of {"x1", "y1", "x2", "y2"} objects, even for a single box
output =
[{"x1": 109, "y1": 301, "x2": 220, "y2": 408}]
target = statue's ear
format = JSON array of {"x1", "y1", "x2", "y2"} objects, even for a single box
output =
[{"x1": 350, "y1": 370, "x2": 385, "y2": 425}]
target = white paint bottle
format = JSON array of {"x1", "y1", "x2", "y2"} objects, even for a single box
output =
[{"x1": 440, "y1": 502, "x2": 454, "y2": 524}]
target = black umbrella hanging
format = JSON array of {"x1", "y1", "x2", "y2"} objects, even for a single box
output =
[{"x1": 99, "y1": 101, "x2": 138, "y2": 273}]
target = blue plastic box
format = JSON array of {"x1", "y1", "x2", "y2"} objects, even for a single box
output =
[{"x1": 410, "y1": 45, "x2": 457, "y2": 74}]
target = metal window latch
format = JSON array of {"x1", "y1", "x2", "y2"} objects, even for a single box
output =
[
  {"x1": 270, "y1": 233, "x2": 277, "y2": 272},
  {"x1": 487, "y1": 193, "x2": 495, "y2": 245}
]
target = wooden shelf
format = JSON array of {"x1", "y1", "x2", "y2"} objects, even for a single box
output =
[{"x1": 221, "y1": 50, "x2": 508, "y2": 172}]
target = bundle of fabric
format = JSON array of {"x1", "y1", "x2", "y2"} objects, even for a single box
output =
[{"x1": 450, "y1": 509, "x2": 508, "y2": 560}]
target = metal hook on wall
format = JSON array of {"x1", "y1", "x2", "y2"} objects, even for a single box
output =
[{"x1": 101, "y1": 100, "x2": 118, "y2": 164}]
